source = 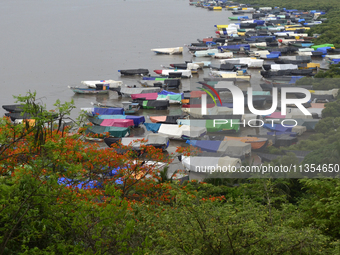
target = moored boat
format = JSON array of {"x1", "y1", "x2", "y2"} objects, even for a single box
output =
[
  {"x1": 224, "y1": 136, "x2": 268, "y2": 150},
  {"x1": 151, "y1": 47, "x2": 183, "y2": 55},
  {"x1": 118, "y1": 69, "x2": 149, "y2": 76},
  {"x1": 104, "y1": 133, "x2": 170, "y2": 151},
  {"x1": 68, "y1": 86, "x2": 109, "y2": 95}
]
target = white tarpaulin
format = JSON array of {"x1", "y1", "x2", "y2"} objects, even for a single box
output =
[
  {"x1": 221, "y1": 58, "x2": 263, "y2": 68},
  {"x1": 158, "y1": 124, "x2": 206, "y2": 139},
  {"x1": 158, "y1": 69, "x2": 192, "y2": 78},
  {"x1": 181, "y1": 156, "x2": 242, "y2": 172},
  {"x1": 213, "y1": 52, "x2": 233, "y2": 59},
  {"x1": 187, "y1": 63, "x2": 201, "y2": 70},
  {"x1": 270, "y1": 64, "x2": 298, "y2": 70},
  {"x1": 297, "y1": 52, "x2": 312, "y2": 56},
  {"x1": 120, "y1": 134, "x2": 169, "y2": 147},
  {"x1": 299, "y1": 48, "x2": 314, "y2": 52},
  {"x1": 81, "y1": 80, "x2": 123, "y2": 88},
  {"x1": 223, "y1": 140, "x2": 251, "y2": 157},
  {"x1": 120, "y1": 87, "x2": 161, "y2": 96},
  {"x1": 151, "y1": 47, "x2": 183, "y2": 54},
  {"x1": 310, "y1": 89, "x2": 339, "y2": 98}
]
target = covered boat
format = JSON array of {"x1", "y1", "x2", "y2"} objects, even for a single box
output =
[
  {"x1": 81, "y1": 107, "x2": 124, "y2": 116},
  {"x1": 193, "y1": 49, "x2": 219, "y2": 57},
  {"x1": 151, "y1": 47, "x2": 183, "y2": 55},
  {"x1": 149, "y1": 115, "x2": 186, "y2": 124},
  {"x1": 85, "y1": 126, "x2": 130, "y2": 138},
  {"x1": 176, "y1": 119, "x2": 240, "y2": 133},
  {"x1": 68, "y1": 86, "x2": 109, "y2": 95},
  {"x1": 224, "y1": 136, "x2": 268, "y2": 150},
  {"x1": 91, "y1": 102, "x2": 140, "y2": 115},
  {"x1": 157, "y1": 90, "x2": 184, "y2": 104},
  {"x1": 153, "y1": 69, "x2": 192, "y2": 78},
  {"x1": 181, "y1": 156, "x2": 242, "y2": 176},
  {"x1": 187, "y1": 140, "x2": 251, "y2": 158},
  {"x1": 95, "y1": 115, "x2": 145, "y2": 127},
  {"x1": 132, "y1": 99, "x2": 169, "y2": 110},
  {"x1": 220, "y1": 58, "x2": 264, "y2": 68},
  {"x1": 88, "y1": 118, "x2": 134, "y2": 128},
  {"x1": 81, "y1": 80, "x2": 123, "y2": 89},
  {"x1": 2, "y1": 104, "x2": 25, "y2": 113},
  {"x1": 118, "y1": 69, "x2": 149, "y2": 76},
  {"x1": 119, "y1": 87, "x2": 161, "y2": 97},
  {"x1": 104, "y1": 133, "x2": 169, "y2": 151},
  {"x1": 144, "y1": 123, "x2": 206, "y2": 140}
]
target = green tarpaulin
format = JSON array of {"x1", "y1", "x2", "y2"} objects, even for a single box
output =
[
  {"x1": 311, "y1": 44, "x2": 334, "y2": 50},
  {"x1": 85, "y1": 126, "x2": 130, "y2": 137}
]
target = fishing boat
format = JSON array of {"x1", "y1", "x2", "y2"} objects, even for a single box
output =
[
  {"x1": 144, "y1": 123, "x2": 206, "y2": 140},
  {"x1": 224, "y1": 136, "x2": 268, "y2": 150},
  {"x1": 85, "y1": 126, "x2": 130, "y2": 138},
  {"x1": 220, "y1": 58, "x2": 264, "y2": 68},
  {"x1": 118, "y1": 69, "x2": 149, "y2": 76},
  {"x1": 153, "y1": 69, "x2": 192, "y2": 78},
  {"x1": 149, "y1": 115, "x2": 187, "y2": 124},
  {"x1": 68, "y1": 86, "x2": 109, "y2": 95},
  {"x1": 132, "y1": 99, "x2": 170, "y2": 110},
  {"x1": 104, "y1": 133, "x2": 170, "y2": 151},
  {"x1": 81, "y1": 80, "x2": 123, "y2": 89},
  {"x1": 119, "y1": 87, "x2": 161, "y2": 97},
  {"x1": 193, "y1": 49, "x2": 219, "y2": 57},
  {"x1": 81, "y1": 107, "x2": 125, "y2": 116},
  {"x1": 95, "y1": 115, "x2": 145, "y2": 127},
  {"x1": 88, "y1": 118, "x2": 135, "y2": 128},
  {"x1": 187, "y1": 139, "x2": 251, "y2": 158},
  {"x1": 91, "y1": 102, "x2": 140, "y2": 115},
  {"x1": 2, "y1": 104, "x2": 25, "y2": 113},
  {"x1": 151, "y1": 47, "x2": 183, "y2": 55},
  {"x1": 176, "y1": 119, "x2": 240, "y2": 133},
  {"x1": 180, "y1": 156, "x2": 242, "y2": 176},
  {"x1": 5, "y1": 112, "x2": 59, "y2": 122}
]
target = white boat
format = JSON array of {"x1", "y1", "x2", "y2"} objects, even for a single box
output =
[
  {"x1": 144, "y1": 123, "x2": 207, "y2": 140},
  {"x1": 81, "y1": 80, "x2": 123, "y2": 89},
  {"x1": 268, "y1": 64, "x2": 299, "y2": 71},
  {"x1": 212, "y1": 52, "x2": 233, "y2": 59},
  {"x1": 220, "y1": 58, "x2": 264, "y2": 68},
  {"x1": 249, "y1": 42, "x2": 267, "y2": 48},
  {"x1": 151, "y1": 47, "x2": 183, "y2": 55},
  {"x1": 119, "y1": 87, "x2": 161, "y2": 97},
  {"x1": 193, "y1": 49, "x2": 219, "y2": 57},
  {"x1": 181, "y1": 156, "x2": 242, "y2": 172},
  {"x1": 153, "y1": 69, "x2": 192, "y2": 78},
  {"x1": 192, "y1": 61, "x2": 211, "y2": 67},
  {"x1": 209, "y1": 70, "x2": 251, "y2": 82}
]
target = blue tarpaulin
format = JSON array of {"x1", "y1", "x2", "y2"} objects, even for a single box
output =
[
  {"x1": 126, "y1": 116, "x2": 145, "y2": 127},
  {"x1": 144, "y1": 123, "x2": 161, "y2": 133},
  {"x1": 92, "y1": 107, "x2": 124, "y2": 115},
  {"x1": 218, "y1": 44, "x2": 250, "y2": 51},
  {"x1": 266, "y1": 53, "x2": 281, "y2": 59},
  {"x1": 186, "y1": 140, "x2": 222, "y2": 152},
  {"x1": 316, "y1": 47, "x2": 332, "y2": 55},
  {"x1": 263, "y1": 124, "x2": 293, "y2": 132},
  {"x1": 158, "y1": 90, "x2": 184, "y2": 99}
]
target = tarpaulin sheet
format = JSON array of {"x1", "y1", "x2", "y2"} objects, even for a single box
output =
[
  {"x1": 92, "y1": 107, "x2": 124, "y2": 115},
  {"x1": 144, "y1": 123, "x2": 161, "y2": 133},
  {"x1": 131, "y1": 93, "x2": 158, "y2": 100},
  {"x1": 100, "y1": 119, "x2": 134, "y2": 127}
]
